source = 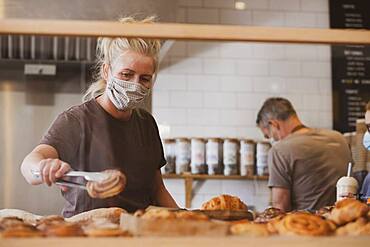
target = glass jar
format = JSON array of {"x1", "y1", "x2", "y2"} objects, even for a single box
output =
[
  {"x1": 240, "y1": 139, "x2": 255, "y2": 176},
  {"x1": 223, "y1": 138, "x2": 239, "y2": 176},
  {"x1": 163, "y1": 139, "x2": 176, "y2": 174},
  {"x1": 206, "y1": 138, "x2": 223, "y2": 175},
  {"x1": 175, "y1": 138, "x2": 191, "y2": 174},
  {"x1": 191, "y1": 138, "x2": 207, "y2": 174},
  {"x1": 256, "y1": 141, "x2": 271, "y2": 176}
]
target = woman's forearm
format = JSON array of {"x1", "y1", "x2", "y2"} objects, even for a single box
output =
[
  {"x1": 20, "y1": 144, "x2": 59, "y2": 185},
  {"x1": 21, "y1": 151, "x2": 46, "y2": 185}
]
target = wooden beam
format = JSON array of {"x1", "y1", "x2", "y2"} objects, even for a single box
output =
[{"x1": 1, "y1": 19, "x2": 370, "y2": 45}]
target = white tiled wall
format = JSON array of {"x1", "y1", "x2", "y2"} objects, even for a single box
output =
[{"x1": 155, "y1": 0, "x2": 331, "y2": 211}]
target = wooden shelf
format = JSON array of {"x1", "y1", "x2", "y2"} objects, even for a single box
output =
[
  {"x1": 163, "y1": 173, "x2": 268, "y2": 180},
  {"x1": 162, "y1": 173, "x2": 269, "y2": 208},
  {"x1": 0, "y1": 19, "x2": 370, "y2": 45}
]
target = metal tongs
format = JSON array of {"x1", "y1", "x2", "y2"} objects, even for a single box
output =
[{"x1": 31, "y1": 170, "x2": 109, "y2": 190}]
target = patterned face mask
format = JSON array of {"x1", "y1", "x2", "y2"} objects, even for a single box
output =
[{"x1": 106, "y1": 74, "x2": 150, "y2": 111}]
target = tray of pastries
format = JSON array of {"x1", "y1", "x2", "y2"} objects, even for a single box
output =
[{"x1": 1, "y1": 196, "x2": 369, "y2": 238}]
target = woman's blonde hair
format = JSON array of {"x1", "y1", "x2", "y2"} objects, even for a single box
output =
[{"x1": 83, "y1": 16, "x2": 161, "y2": 102}]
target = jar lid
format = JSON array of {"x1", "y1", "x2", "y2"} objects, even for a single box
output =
[
  {"x1": 224, "y1": 138, "x2": 238, "y2": 143},
  {"x1": 164, "y1": 139, "x2": 176, "y2": 143},
  {"x1": 175, "y1": 137, "x2": 190, "y2": 142},
  {"x1": 240, "y1": 139, "x2": 255, "y2": 144},
  {"x1": 207, "y1": 137, "x2": 221, "y2": 142}
]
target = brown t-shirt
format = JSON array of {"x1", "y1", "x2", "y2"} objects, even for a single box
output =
[
  {"x1": 40, "y1": 99, "x2": 166, "y2": 217},
  {"x1": 268, "y1": 128, "x2": 351, "y2": 211}
]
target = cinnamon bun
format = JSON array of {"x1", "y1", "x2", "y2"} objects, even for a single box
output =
[{"x1": 86, "y1": 170, "x2": 126, "y2": 199}]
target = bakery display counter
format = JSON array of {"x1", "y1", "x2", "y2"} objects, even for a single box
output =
[{"x1": 0, "y1": 236, "x2": 368, "y2": 247}]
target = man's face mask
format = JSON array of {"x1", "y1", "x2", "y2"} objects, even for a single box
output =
[
  {"x1": 106, "y1": 73, "x2": 150, "y2": 111},
  {"x1": 363, "y1": 131, "x2": 370, "y2": 151}
]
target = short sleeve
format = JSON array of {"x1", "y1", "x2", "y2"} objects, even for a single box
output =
[
  {"x1": 267, "y1": 147, "x2": 291, "y2": 189},
  {"x1": 40, "y1": 111, "x2": 81, "y2": 166}
]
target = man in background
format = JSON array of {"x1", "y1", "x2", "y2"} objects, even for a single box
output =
[{"x1": 256, "y1": 97, "x2": 351, "y2": 212}]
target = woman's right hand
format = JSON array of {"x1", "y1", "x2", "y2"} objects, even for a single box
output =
[{"x1": 39, "y1": 158, "x2": 71, "y2": 186}]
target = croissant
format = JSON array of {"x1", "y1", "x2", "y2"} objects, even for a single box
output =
[{"x1": 201, "y1": 195, "x2": 248, "y2": 211}]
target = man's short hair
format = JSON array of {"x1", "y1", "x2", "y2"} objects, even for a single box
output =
[
  {"x1": 256, "y1": 97, "x2": 297, "y2": 127},
  {"x1": 366, "y1": 101, "x2": 370, "y2": 111}
]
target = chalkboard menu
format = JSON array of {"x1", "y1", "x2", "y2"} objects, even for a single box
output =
[{"x1": 329, "y1": 0, "x2": 370, "y2": 133}]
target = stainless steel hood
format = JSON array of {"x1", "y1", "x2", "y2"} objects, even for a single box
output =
[{"x1": 0, "y1": 0, "x2": 177, "y2": 62}]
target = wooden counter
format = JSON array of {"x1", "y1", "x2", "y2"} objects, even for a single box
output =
[{"x1": 0, "y1": 236, "x2": 368, "y2": 247}]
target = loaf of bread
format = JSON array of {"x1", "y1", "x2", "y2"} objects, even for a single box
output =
[{"x1": 201, "y1": 195, "x2": 248, "y2": 211}]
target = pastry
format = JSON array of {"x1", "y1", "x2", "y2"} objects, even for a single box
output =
[
  {"x1": 44, "y1": 222, "x2": 85, "y2": 237},
  {"x1": 201, "y1": 195, "x2": 248, "y2": 211},
  {"x1": 83, "y1": 219, "x2": 129, "y2": 237},
  {"x1": 36, "y1": 215, "x2": 65, "y2": 231},
  {"x1": 0, "y1": 217, "x2": 27, "y2": 229},
  {"x1": 315, "y1": 206, "x2": 334, "y2": 220},
  {"x1": 66, "y1": 207, "x2": 126, "y2": 224},
  {"x1": 0, "y1": 209, "x2": 42, "y2": 225},
  {"x1": 254, "y1": 207, "x2": 285, "y2": 223},
  {"x1": 86, "y1": 170, "x2": 126, "y2": 199},
  {"x1": 272, "y1": 212, "x2": 333, "y2": 236},
  {"x1": 230, "y1": 222, "x2": 270, "y2": 237},
  {"x1": 175, "y1": 211, "x2": 209, "y2": 221},
  {"x1": 336, "y1": 217, "x2": 370, "y2": 236},
  {"x1": 328, "y1": 198, "x2": 369, "y2": 225},
  {"x1": 141, "y1": 208, "x2": 176, "y2": 220},
  {"x1": 1, "y1": 225, "x2": 44, "y2": 238}
]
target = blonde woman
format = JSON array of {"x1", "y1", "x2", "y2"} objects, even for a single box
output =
[{"x1": 21, "y1": 17, "x2": 178, "y2": 217}]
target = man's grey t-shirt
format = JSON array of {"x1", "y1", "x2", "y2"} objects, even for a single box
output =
[
  {"x1": 268, "y1": 128, "x2": 351, "y2": 211},
  {"x1": 40, "y1": 99, "x2": 166, "y2": 217}
]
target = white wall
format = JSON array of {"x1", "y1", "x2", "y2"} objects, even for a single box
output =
[
  {"x1": 155, "y1": 0, "x2": 331, "y2": 210},
  {"x1": 0, "y1": 90, "x2": 82, "y2": 214}
]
